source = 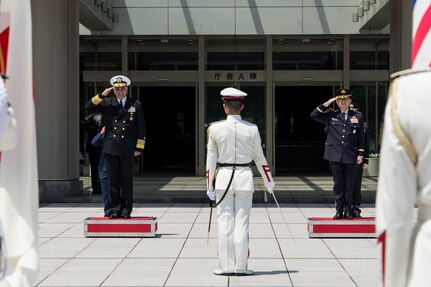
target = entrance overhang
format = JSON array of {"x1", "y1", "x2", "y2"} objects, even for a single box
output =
[
  {"x1": 359, "y1": 0, "x2": 390, "y2": 30},
  {"x1": 83, "y1": 71, "x2": 198, "y2": 83},
  {"x1": 80, "y1": 0, "x2": 113, "y2": 31}
]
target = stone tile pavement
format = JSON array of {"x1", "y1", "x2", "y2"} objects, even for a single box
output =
[
  {"x1": 76, "y1": 176, "x2": 378, "y2": 204},
  {"x1": 36, "y1": 202, "x2": 380, "y2": 287}
]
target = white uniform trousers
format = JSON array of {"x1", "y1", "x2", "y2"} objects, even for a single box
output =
[{"x1": 216, "y1": 188, "x2": 253, "y2": 273}]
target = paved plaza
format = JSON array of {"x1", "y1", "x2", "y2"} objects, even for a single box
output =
[{"x1": 37, "y1": 176, "x2": 380, "y2": 287}]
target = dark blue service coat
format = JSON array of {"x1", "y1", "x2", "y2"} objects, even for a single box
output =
[{"x1": 311, "y1": 105, "x2": 365, "y2": 164}]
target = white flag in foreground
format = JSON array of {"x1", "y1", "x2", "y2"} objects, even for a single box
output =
[
  {"x1": 411, "y1": 0, "x2": 431, "y2": 68},
  {"x1": 0, "y1": 0, "x2": 39, "y2": 286}
]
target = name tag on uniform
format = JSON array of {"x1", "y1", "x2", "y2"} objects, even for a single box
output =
[
  {"x1": 350, "y1": 116, "x2": 358, "y2": 124},
  {"x1": 331, "y1": 118, "x2": 338, "y2": 121},
  {"x1": 128, "y1": 106, "x2": 136, "y2": 113}
]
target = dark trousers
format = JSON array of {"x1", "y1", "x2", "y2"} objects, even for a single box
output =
[
  {"x1": 104, "y1": 153, "x2": 134, "y2": 215},
  {"x1": 330, "y1": 161, "x2": 356, "y2": 213},
  {"x1": 353, "y1": 163, "x2": 364, "y2": 210},
  {"x1": 98, "y1": 153, "x2": 111, "y2": 216},
  {"x1": 88, "y1": 150, "x2": 101, "y2": 193}
]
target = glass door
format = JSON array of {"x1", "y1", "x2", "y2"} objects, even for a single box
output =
[
  {"x1": 206, "y1": 84, "x2": 266, "y2": 145},
  {"x1": 275, "y1": 85, "x2": 333, "y2": 173}
]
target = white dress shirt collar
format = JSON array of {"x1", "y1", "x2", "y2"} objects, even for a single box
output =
[
  {"x1": 117, "y1": 97, "x2": 126, "y2": 107},
  {"x1": 227, "y1": 115, "x2": 242, "y2": 121}
]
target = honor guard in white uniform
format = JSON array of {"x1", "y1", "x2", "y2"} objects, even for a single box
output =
[
  {"x1": 206, "y1": 87, "x2": 275, "y2": 276},
  {"x1": 376, "y1": 69, "x2": 431, "y2": 287}
]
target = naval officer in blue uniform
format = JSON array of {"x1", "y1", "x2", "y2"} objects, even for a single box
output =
[
  {"x1": 311, "y1": 88, "x2": 365, "y2": 219},
  {"x1": 85, "y1": 75, "x2": 146, "y2": 219}
]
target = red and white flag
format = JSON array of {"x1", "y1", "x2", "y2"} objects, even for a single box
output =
[
  {"x1": 412, "y1": 0, "x2": 431, "y2": 68},
  {"x1": 0, "y1": 0, "x2": 39, "y2": 286}
]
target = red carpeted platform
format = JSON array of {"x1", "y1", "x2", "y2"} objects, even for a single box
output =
[
  {"x1": 84, "y1": 217, "x2": 158, "y2": 237},
  {"x1": 307, "y1": 217, "x2": 375, "y2": 238}
]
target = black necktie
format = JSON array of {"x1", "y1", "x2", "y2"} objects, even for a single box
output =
[{"x1": 342, "y1": 112, "x2": 346, "y2": 120}]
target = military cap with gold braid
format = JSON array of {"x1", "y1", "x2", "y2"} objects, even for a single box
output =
[
  {"x1": 110, "y1": 75, "x2": 131, "y2": 87},
  {"x1": 91, "y1": 75, "x2": 132, "y2": 105},
  {"x1": 335, "y1": 88, "x2": 352, "y2": 99}
]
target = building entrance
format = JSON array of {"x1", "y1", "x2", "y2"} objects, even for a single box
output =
[
  {"x1": 137, "y1": 86, "x2": 196, "y2": 174},
  {"x1": 275, "y1": 86, "x2": 332, "y2": 174}
]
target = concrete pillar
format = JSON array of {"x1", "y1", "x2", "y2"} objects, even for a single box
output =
[
  {"x1": 343, "y1": 35, "x2": 350, "y2": 88},
  {"x1": 265, "y1": 37, "x2": 274, "y2": 173},
  {"x1": 390, "y1": 0, "x2": 413, "y2": 74},
  {"x1": 197, "y1": 37, "x2": 205, "y2": 176},
  {"x1": 32, "y1": 0, "x2": 82, "y2": 200}
]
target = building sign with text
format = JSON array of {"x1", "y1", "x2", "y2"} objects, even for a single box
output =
[{"x1": 205, "y1": 71, "x2": 265, "y2": 82}]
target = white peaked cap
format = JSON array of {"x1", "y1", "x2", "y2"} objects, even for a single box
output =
[
  {"x1": 220, "y1": 87, "x2": 247, "y2": 98},
  {"x1": 110, "y1": 75, "x2": 131, "y2": 87}
]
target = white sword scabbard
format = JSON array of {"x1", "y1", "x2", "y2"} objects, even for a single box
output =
[{"x1": 269, "y1": 190, "x2": 295, "y2": 243}]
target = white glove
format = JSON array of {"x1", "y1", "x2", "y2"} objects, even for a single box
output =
[
  {"x1": 264, "y1": 181, "x2": 275, "y2": 194},
  {"x1": 207, "y1": 190, "x2": 216, "y2": 201}
]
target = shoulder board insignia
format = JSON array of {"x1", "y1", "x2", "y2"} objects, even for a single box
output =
[
  {"x1": 209, "y1": 120, "x2": 225, "y2": 126},
  {"x1": 391, "y1": 68, "x2": 431, "y2": 79}
]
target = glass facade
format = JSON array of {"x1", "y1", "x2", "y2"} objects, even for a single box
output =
[
  {"x1": 129, "y1": 52, "x2": 198, "y2": 70},
  {"x1": 273, "y1": 37, "x2": 344, "y2": 70},
  {"x1": 350, "y1": 37, "x2": 390, "y2": 70},
  {"x1": 273, "y1": 52, "x2": 339, "y2": 70},
  {"x1": 80, "y1": 38, "x2": 122, "y2": 70},
  {"x1": 206, "y1": 85, "x2": 265, "y2": 140},
  {"x1": 80, "y1": 35, "x2": 389, "y2": 175},
  {"x1": 128, "y1": 38, "x2": 198, "y2": 71},
  {"x1": 350, "y1": 81, "x2": 389, "y2": 154},
  {"x1": 207, "y1": 52, "x2": 265, "y2": 70}
]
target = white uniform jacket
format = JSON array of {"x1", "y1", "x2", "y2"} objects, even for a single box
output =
[
  {"x1": 206, "y1": 115, "x2": 273, "y2": 192},
  {"x1": 376, "y1": 69, "x2": 431, "y2": 287}
]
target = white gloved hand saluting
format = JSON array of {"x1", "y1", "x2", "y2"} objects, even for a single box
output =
[
  {"x1": 207, "y1": 190, "x2": 216, "y2": 201},
  {"x1": 264, "y1": 181, "x2": 275, "y2": 194}
]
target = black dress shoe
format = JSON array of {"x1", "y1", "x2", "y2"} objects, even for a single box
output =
[
  {"x1": 333, "y1": 212, "x2": 343, "y2": 220},
  {"x1": 353, "y1": 209, "x2": 362, "y2": 218},
  {"x1": 109, "y1": 212, "x2": 121, "y2": 219},
  {"x1": 122, "y1": 213, "x2": 131, "y2": 219},
  {"x1": 345, "y1": 211, "x2": 354, "y2": 220}
]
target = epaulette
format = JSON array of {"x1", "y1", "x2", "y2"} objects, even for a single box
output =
[
  {"x1": 391, "y1": 68, "x2": 431, "y2": 79},
  {"x1": 208, "y1": 120, "x2": 225, "y2": 126}
]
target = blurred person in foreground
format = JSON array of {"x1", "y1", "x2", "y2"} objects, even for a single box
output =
[
  {"x1": 0, "y1": 74, "x2": 17, "y2": 282},
  {"x1": 376, "y1": 2, "x2": 431, "y2": 286}
]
